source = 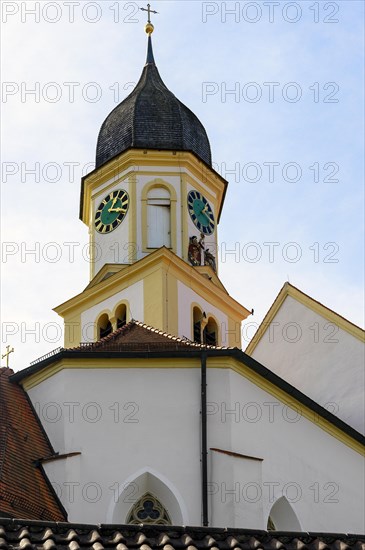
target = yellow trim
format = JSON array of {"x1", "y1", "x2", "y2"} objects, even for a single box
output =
[
  {"x1": 129, "y1": 173, "x2": 137, "y2": 263},
  {"x1": 21, "y1": 356, "x2": 364, "y2": 456},
  {"x1": 92, "y1": 172, "x2": 130, "y2": 203},
  {"x1": 85, "y1": 264, "x2": 127, "y2": 290},
  {"x1": 195, "y1": 266, "x2": 227, "y2": 292},
  {"x1": 141, "y1": 178, "x2": 177, "y2": 254},
  {"x1": 81, "y1": 149, "x2": 227, "y2": 227},
  {"x1": 181, "y1": 176, "x2": 188, "y2": 262},
  {"x1": 143, "y1": 266, "x2": 164, "y2": 330},
  {"x1": 95, "y1": 310, "x2": 112, "y2": 340},
  {"x1": 55, "y1": 249, "x2": 249, "y2": 348},
  {"x1": 246, "y1": 282, "x2": 365, "y2": 355},
  {"x1": 164, "y1": 260, "x2": 179, "y2": 335},
  {"x1": 54, "y1": 248, "x2": 250, "y2": 321},
  {"x1": 191, "y1": 302, "x2": 204, "y2": 342}
]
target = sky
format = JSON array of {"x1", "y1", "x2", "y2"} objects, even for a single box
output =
[{"x1": 1, "y1": 0, "x2": 364, "y2": 372}]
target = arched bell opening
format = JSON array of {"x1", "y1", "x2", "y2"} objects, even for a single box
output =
[
  {"x1": 203, "y1": 316, "x2": 218, "y2": 346},
  {"x1": 115, "y1": 303, "x2": 127, "y2": 330},
  {"x1": 193, "y1": 306, "x2": 204, "y2": 343},
  {"x1": 97, "y1": 313, "x2": 113, "y2": 339}
]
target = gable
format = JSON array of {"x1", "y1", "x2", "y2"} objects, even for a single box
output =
[{"x1": 246, "y1": 289, "x2": 365, "y2": 435}]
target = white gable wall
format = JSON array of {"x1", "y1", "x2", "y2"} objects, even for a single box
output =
[
  {"x1": 27, "y1": 363, "x2": 364, "y2": 531},
  {"x1": 249, "y1": 296, "x2": 365, "y2": 434}
]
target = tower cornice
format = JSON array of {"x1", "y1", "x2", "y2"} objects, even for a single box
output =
[
  {"x1": 53, "y1": 246, "x2": 250, "y2": 321},
  {"x1": 80, "y1": 149, "x2": 228, "y2": 226}
]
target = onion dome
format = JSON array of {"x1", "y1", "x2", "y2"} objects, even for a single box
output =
[{"x1": 95, "y1": 35, "x2": 212, "y2": 168}]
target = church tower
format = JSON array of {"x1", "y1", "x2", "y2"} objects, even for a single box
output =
[
  {"x1": 9, "y1": 13, "x2": 365, "y2": 531},
  {"x1": 54, "y1": 21, "x2": 251, "y2": 349}
]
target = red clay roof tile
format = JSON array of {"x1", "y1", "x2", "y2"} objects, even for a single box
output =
[{"x1": 0, "y1": 368, "x2": 66, "y2": 521}]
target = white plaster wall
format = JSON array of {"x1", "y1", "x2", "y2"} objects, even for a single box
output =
[
  {"x1": 177, "y1": 281, "x2": 229, "y2": 345},
  {"x1": 28, "y1": 366, "x2": 202, "y2": 524},
  {"x1": 210, "y1": 451, "x2": 263, "y2": 528},
  {"x1": 206, "y1": 368, "x2": 364, "y2": 532},
  {"x1": 27, "y1": 363, "x2": 365, "y2": 531},
  {"x1": 80, "y1": 280, "x2": 143, "y2": 341},
  {"x1": 250, "y1": 296, "x2": 365, "y2": 434}
]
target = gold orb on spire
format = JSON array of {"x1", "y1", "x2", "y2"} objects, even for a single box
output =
[{"x1": 145, "y1": 22, "x2": 154, "y2": 35}]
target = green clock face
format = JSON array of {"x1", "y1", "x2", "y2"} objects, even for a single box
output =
[
  {"x1": 187, "y1": 190, "x2": 215, "y2": 235},
  {"x1": 95, "y1": 189, "x2": 129, "y2": 234}
]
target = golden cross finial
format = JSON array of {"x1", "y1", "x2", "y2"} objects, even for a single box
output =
[
  {"x1": 140, "y1": 3, "x2": 158, "y2": 24},
  {"x1": 2, "y1": 345, "x2": 14, "y2": 368}
]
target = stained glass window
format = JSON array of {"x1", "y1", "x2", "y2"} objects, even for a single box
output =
[{"x1": 127, "y1": 493, "x2": 171, "y2": 525}]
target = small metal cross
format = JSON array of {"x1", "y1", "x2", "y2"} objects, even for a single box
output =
[
  {"x1": 140, "y1": 3, "x2": 158, "y2": 24},
  {"x1": 2, "y1": 345, "x2": 14, "y2": 368}
]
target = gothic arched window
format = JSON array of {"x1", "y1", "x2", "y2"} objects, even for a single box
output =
[
  {"x1": 147, "y1": 187, "x2": 171, "y2": 248},
  {"x1": 127, "y1": 492, "x2": 171, "y2": 525}
]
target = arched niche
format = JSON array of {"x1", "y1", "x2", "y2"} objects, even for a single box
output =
[
  {"x1": 108, "y1": 468, "x2": 186, "y2": 525},
  {"x1": 267, "y1": 496, "x2": 301, "y2": 530}
]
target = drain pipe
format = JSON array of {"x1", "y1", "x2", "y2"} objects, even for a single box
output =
[{"x1": 201, "y1": 351, "x2": 208, "y2": 526}]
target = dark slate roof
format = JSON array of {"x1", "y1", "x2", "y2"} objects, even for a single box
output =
[
  {"x1": 0, "y1": 369, "x2": 67, "y2": 522},
  {"x1": 95, "y1": 36, "x2": 212, "y2": 168},
  {"x1": 0, "y1": 519, "x2": 364, "y2": 550}
]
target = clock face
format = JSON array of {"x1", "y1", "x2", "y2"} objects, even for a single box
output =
[
  {"x1": 95, "y1": 189, "x2": 129, "y2": 234},
  {"x1": 187, "y1": 190, "x2": 215, "y2": 235}
]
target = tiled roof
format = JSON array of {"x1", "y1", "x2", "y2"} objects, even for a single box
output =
[
  {"x1": 0, "y1": 519, "x2": 364, "y2": 550},
  {"x1": 71, "y1": 321, "x2": 232, "y2": 353},
  {"x1": 95, "y1": 36, "x2": 212, "y2": 169},
  {"x1": 0, "y1": 369, "x2": 66, "y2": 522},
  {"x1": 9, "y1": 322, "x2": 365, "y2": 449}
]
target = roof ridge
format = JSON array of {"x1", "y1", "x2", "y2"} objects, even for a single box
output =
[{"x1": 74, "y1": 319, "x2": 233, "y2": 351}]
